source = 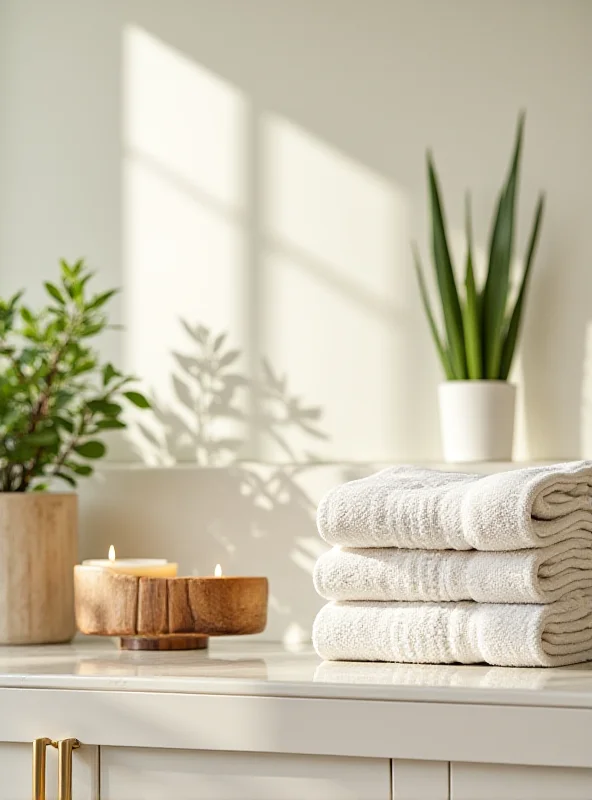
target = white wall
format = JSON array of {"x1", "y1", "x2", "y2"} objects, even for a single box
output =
[
  {"x1": 2, "y1": 0, "x2": 592, "y2": 464},
  {"x1": 3, "y1": 0, "x2": 591, "y2": 643}
]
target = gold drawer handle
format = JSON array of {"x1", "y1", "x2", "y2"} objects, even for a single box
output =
[
  {"x1": 32, "y1": 737, "x2": 81, "y2": 800},
  {"x1": 32, "y1": 738, "x2": 56, "y2": 800},
  {"x1": 57, "y1": 738, "x2": 80, "y2": 800}
]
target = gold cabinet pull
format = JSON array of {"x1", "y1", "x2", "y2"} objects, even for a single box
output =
[
  {"x1": 32, "y1": 738, "x2": 55, "y2": 800},
  {"x1": 57, "y1": 738, "x2": 80, "y2": 800}
]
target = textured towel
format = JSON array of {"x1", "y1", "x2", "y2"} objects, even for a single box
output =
[
  {"x1": 314, "y1": 542, "x2": 592, "y2": 604},
  {"x1": 312, "y1": 596, "x2": 592, "y2": 667},
  {"x1": 317, "y1": 462, "x2": 592, "y2": 551}
]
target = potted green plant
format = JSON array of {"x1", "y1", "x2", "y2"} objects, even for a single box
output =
[
  {"x1": 414, "y1": 113, "x2": 544, "y2": 462},
  {"x1": 0, "y1": 260, "x2": 149, "y2": 644}
]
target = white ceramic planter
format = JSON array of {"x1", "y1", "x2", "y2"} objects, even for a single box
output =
[{"x1": 438, "y1": 381, "x2": 516, "y2": 463}]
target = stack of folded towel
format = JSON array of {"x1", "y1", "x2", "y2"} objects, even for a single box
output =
[{"x1": 312, "y1": 462, "x2": 592, "y2": 667}]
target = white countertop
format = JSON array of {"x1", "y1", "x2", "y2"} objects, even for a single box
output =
[{"x1": 2, "y1": 638, "x2": 592, "y2": 709}]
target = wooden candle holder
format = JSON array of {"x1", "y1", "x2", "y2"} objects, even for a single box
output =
[{"x1": 74, "y1": 566, "x2": 268, "y2": 650}]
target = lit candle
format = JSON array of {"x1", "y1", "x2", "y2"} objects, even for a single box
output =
[
  {"x1": 82, "y1": 545, "x2": 178, "y2": 578},
  {"x1": 214, "y1": 563, "x2": 223, "y2": 577}
]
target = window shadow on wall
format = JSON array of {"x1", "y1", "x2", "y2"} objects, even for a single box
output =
[{"x1": 121, "y1": 22, "x2": 423, "y2": 465}]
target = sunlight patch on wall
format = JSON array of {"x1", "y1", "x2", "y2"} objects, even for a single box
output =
[
  {"x1": 264, "y1": 116, "x2": 399, "y2": 298},
  {"x1": 122, "y1": 161, "x2": 247, "y2": 461},
  {"x1": 122, "y1": 26, "x2": 248, "y2": 461},
  {"x1": 123, "y1": 26, "x2": 244, "y2": 209},
  {"x1": 261, "y1": 116, "x2": 411, "y2": 461}
]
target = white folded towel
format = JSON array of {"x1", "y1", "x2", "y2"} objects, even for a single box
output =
[
  {"x1": 314, "y1": 542, "x2": 592, "y2": 604},
  {"x1": 317, "y1": 462, "x2": 592, "y2": 551},
  {"x1": 312, "y1": 596, "x2": 592, "y2": 667}
]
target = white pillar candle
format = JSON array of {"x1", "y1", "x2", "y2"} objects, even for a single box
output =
[{"x1": 82, "y1": 546, "x2": 178, "y2": 578}]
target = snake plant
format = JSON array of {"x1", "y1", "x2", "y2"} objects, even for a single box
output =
[{"x1": 414, "y1": 113, "x2": 545, "y2": 381}]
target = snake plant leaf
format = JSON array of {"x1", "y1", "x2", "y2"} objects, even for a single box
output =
[
  {"x1": 482, "y1": 112, "x2": 524, "y2": 378},
  {"x1": 427, "y1": 153, "x2": 467, "y2": 379},
  {"x1": 412, "y1": 244, "x2": 454, "y2": 380},
  {"x1": 462, "y1": 193, "x2": 482, "y2": 379},
  {"x1": 499, "y1": 193, "x2": 545, "y2": 380}
]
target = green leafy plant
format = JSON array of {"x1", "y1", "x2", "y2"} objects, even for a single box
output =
[
  {"x1": 413, "y1": 113, "x2": 545, "y2": 381},
  {"x1": 0, "y1": 260, "x2": 150, "y2": 491}
]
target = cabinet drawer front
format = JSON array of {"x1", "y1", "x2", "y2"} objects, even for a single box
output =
[
  {"x1": 393, "y1": 760, "x2": 449, "y2": 800},
  {"x1": 0, "y1": 742, "x2": 97, "y2": 800},
  {"x1": 100, "y1": 747, "x2": 390, "y2": 800},
  {"x1": 452, "y1": 762, "x2": 592, "y2": 800}
]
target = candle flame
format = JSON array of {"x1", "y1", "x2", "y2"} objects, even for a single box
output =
[
  {"x1": 214, "y1": 563, "x2": 223, "y2": 577},
  {"x1": 108, "y1": 545, "x2": 116, "y2": 562}
]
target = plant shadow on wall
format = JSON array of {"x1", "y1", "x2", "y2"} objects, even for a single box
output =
[
  {"x1": 134, "y1": 320, "x2": 330, "y2": 643},
  {"x1": 135, "y1": 320, "x2": 328, "y2": 465}
]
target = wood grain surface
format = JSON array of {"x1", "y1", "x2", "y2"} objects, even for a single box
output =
[
  {"x1": 74, "y1": 566, "x2": 138, "y2": 636},
  {"x1": 167, "y1": 577, "x2": 268, "y2": 635},
  {"x1": 0, "y1": 493, "x2": 77, "y2": 644},
  {"x1": 137, "y1": 577, "x2": 168, "y2": 635},
  {"x1": 75, "y1": 568, "x2": 268, "y2": 638}
]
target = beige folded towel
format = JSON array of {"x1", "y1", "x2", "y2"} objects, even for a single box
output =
[
  {"x1": 314, "y1": 541, "x2": 592, "y2": 604},
  {"x1": 312, "y1": 595, "x2": 592, "y2": 667},
  {"x1": 317, "y1": 462, "x2": 592, "y2": 551}
]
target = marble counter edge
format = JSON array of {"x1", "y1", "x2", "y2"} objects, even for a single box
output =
[{"x1": 1, "y1": 672, "x2": 592, "y2": 710}]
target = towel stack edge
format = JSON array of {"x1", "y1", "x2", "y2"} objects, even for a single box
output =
[{"x1": 312, "y1": 462, "x2": 592, "y2": 667}]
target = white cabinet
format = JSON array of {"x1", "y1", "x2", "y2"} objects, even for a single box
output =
[
  {"x1": 5, "y1": 643, "x2": 592, "y2": 800},
  {"x1": 99, "y1": 747, "x2": 391, "y2": 800},
  {"x1": 0, "y1": 744, "x2": 37, "y2": 800},
  {"x1": 0, "y1": 742, "x2": 98, "y2": 800},
  {"x1": 451, "y1": 762, "x2": 592, "y2": 800},
  {"x1": 392, "y1": 760, "x2": 449, "y2": 800}
]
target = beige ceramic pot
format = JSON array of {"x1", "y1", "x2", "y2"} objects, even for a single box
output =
[{"x1": 0, "y1": 493, "x2": 77, "y2": 645}]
